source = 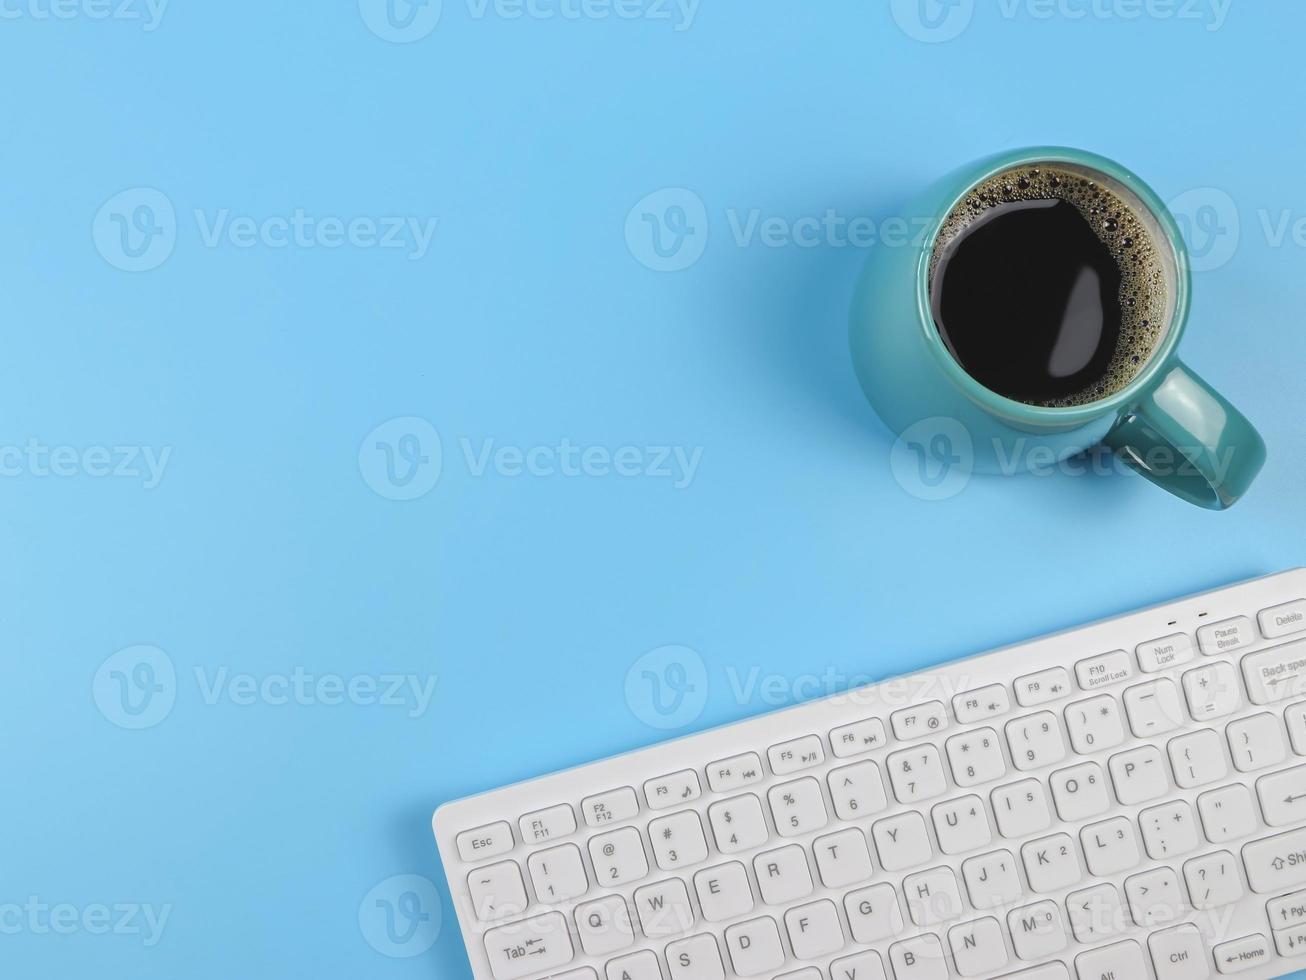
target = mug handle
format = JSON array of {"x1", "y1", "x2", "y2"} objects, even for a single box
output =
[{"x1": 1102, "y1": 361, "x2": 1266, "y2": 509}]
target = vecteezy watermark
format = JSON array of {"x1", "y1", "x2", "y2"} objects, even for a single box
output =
[
  {"x1": 0, "y1": 439, "x2": 172, "y2": 489},
  {"x1": 93, "y1": 646, "x2": 177, "y2": 730},
  {"x1": 359, "y1": 0, "x2": 698, "y2": 41},
  {"x1": 358, "y1": 875, "x2": 442, "y2": 958},
  {"x1": 1169, "y1": 187, "x2": 1240, "y2": 272},
  {"x1": 891, "y1": 0, "x2": 1232, "y2": 42},
  {"x1": 625, "y1": 644, "x2": 710, "y2": 729},
  {"x1": 0, "y1": 899, "x2": 172, "y2": 946},
  {"x1": 359, "y1": 416, "x2": 704, "y2": 499},
  {"x1": 888, "y1": 416, "x2": 1244, "y2": 501},
  {"x1": 193, "y1": 667, "x2": 438, "y2": 718},
  {"x1": 0, "y1": 0, "x2": 169, "y2": 30},
  {"x1": 624, "y1": 188, "x2": 940, "y2": 272},
  {"x1": 93, "y1": 646, "x2": 440, "y2": 728},
  {"x1": 93, "y1": 189, "x2": 439, "y2": 272}
]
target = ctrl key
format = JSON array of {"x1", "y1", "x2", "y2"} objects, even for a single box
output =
[
  {"x1": 484, "y1": 911, "x2": 574, "y2": 980},
  {"x1": 1148, "y1": 924, "x2": 1209, "y2": 980}
]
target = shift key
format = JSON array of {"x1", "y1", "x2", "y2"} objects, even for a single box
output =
[
  {"x1": 1243, "y1": 827, "x2": 1306, "y2": 893},
  {"x1": 1241, "y1": 639, "x2": 1306, "y2": 704}
]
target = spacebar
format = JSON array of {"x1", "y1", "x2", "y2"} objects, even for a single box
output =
[{"x1": 997, "y1": 964, "x2": 1070, "y2": 980}]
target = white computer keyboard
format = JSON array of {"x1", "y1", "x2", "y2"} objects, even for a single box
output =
[{"x1": 433, "y1": 569, "x2": 1306, "y2": 980}]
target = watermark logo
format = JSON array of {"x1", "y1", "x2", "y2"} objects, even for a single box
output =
[
  {"x1": 359, "y1": 0, "x2": 443, "y2": 41},
  {"x1": 625, "y1": 644, "x2": 709, "y2": 730},
  {"x1": 93, "y1": 188, "x2": 176, "y2": 273},
  {"x1": 359, "y1": 417, "x2": 443, "y2": 501},
  {"x1": 1169, "y1": 187, "x2": 1240, "y2": 272},
  {"x1": 359, "y1": 875, "x2": 442, "y2": 958},
  {"x1": 93, "y1": 645, "x2": 177, "y2": 730},
  {"x1": 890, "y1": 417, "x2": 975, "y2": 501},
  {"x1": 625, "y1": 188, "x2": 709, "y2": 272},
  {"x1": 891, "y1": 0, "x2": 974, "y2": 42},
  {"x1": 0, "y1": 899, "x2": 172, "y2": 946},
  {"x1": 0, "y1": 440, "x2": 171, "y2": 489}
]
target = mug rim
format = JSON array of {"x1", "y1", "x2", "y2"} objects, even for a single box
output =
[{"x1": 913, "y1": 146, "x2": 1193, "y2": 427}]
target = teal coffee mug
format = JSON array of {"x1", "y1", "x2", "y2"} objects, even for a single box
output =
[{"x1": 849, "y1": 146, "x2": 1265, "y2": 509}]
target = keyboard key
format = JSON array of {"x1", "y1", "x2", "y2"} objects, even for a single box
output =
[
  {"x1": 1198, "y1": 615, "x2": 1255, "y2": 656},
  {"x1": 903, "y1": 867, "x2": 964, "y2": 926},
  {"x1": 1182, "y1": 661, "x2": 1242, "y2": 721},
  {"x1": 827, "y1": 760, "x2": 888, "y2": 819},
  {"x1": 484, "y1": 911, "x2": 575, "y2": 979},
  {"x1": 707, "y1": 795, "x2": 768, "y2": 854},
  {"x1": 887, "y1": 933, "x2": 947, "y2": 980},
  {"x1": 1066, "y1": 882, "x2": 1126, "y2": 943},
  {"x1": 1275, "y1": 925, "x2": 1306, "y2": 957},
  {"x1": 645, "y1": 771, "x2": 701, "y2": 810},
  {"x1": 998, "y1": 967, "x2": 1069, "y2": 980},
  {"x1": 945, "y1": 728, "x2": 1007, "y2": 787},
  {"x1": 1260, "y1": 598, "x2": 1306, "y2": 638},
  {"x1": 1137, "y1": 633, "x2": 1195, "y2": 672},
  {"x1": 961, "y1": 849, "x2": 1022, "y2": 910},
  {"x1": 1080, "y1": 816, "x2": 1141, "y2": 876},
  {"x1": 1168, "y1": 729, "x2": 1229, "y2": 788},
  {"x1": 1268, "y1": 888, "x2": 1306, "y2": 929},
  {"x1": 1243, "y1": 826, "x2": 1306, "y2": 892},
  {"x1": 520, "y1": 804, "x2": 576, "y2": 844},
  {"x1": 1005, "y1": 711, "x2": 1067, "y2": 771},
  {"x1": 888, "y1": 744, "x2": 947, "y2": 803},
  {"x1": 1198, "y1": 784, "x2": 1259, "y2": 843},
  {"x1": 605, "y1": 951, "x2": 660, "y2": 980},
  {"x1": 1065, "y1": 694, "x2": 1126, "y2": 753},
  {"x1": 1226, "y1": 713, "x2": 1287, "y2": 772},
  {"x1": 1287, "y1": 701, "x2": 1306, "y2": 754},
  {"x1": 1241, "y1": 638, "x2": 1306, "y2": 704},
  {"x1": 812, "y1": 827, "x2": 874, "y2": 888},
  {"x1": 871, "y1": 811, "x2": 933, "y2": 871},
  {"x1": 947, "y1": 916, "x2": 1008, "y2": 976},
  {"x1": 665, "y1": 934, "x2": 725, "y2": 980},
  {"x1": 1014, "y1": 667, "x2": 1071, "y2": 706},
  {"x1": 559, "y1": 970, "x2": 599, "y2": 980},
  {"x1": 590, "y1": 827, "x2": 649, "y2": 887},
  {"x1": 723, "y1": 917, "x2": 783, "y2": 977},
  {"x1": 1185, "y1": 850, "x2": 1243, "y2": 909},
  {"x1": 1006, "y1": 900, "x2": 1067, "y2": 960},
  {"x1": 1126, "y1": 866, "x2": 1185, "y2": 927},
  {"x1": 1255, "y1": 762, "x2": 1306, "y2": 826},
  {"x1": 844, "y1": 882, "x2": 904, "y2": 944},
  {"x1": 752, "y1": 844, "x2": 813, "y2": 905},
  {"x1": 634, "y1": 879, "x2": 695, "y2": 938},
  {"x1": 692, "y1": 863, "x2": 753, "y2": 923},
  {"x1": 768, "y1": 777, "x2": 828, "y2": 837},
  {"x1": 1076, "y1": 940, "x2": 1147, "y2": 980},
  {"x1": 1212, "y1": 933, "x2": 1271, "y2": 974},
  {"x1": 1109, "y1": 745, "x2": 1169, "y2": 805},
  {"x1": 784, "y1": 899, "x2": 844, "y2": 960},
  {"x1": 705, "y1": 753, "x2": 763, "y2": 793},
  {"x1": 1075, "y1": 649, "x2": 1134, "y2": 691},
  {"x1": 829, "y1": 951, "x2": 886, "y2": 980},
  {"x1": 992, "y1": 778, "x2": 1052, "y2": 838},
  {"x1": 582, "y1": 788, "x2": 640, "y2": 828},
  {"x1": 468, "y1": 861, "x2": 529, "y2": 920},
  {"x1": 1148, "y1": 924, "x2": 1208, "y2": 980},
  {"x1": 932, "y1": 795, "x2": 992, "y2": 855},
  {"x1": 528, "y1": 844, "x2": 589, "y2": 903},
  {"x1": 776, "y1": 971, "x2": 824, "y2": 980},
  {"x1": 1050, "y1": 762, "x2": 1110, "y2": 822},
  {"x1": 1021, "y1": 833, "x2": 1081, "y2": 891},
  {"x1": 891, "y1": 701, "x2": 948, "y2": 740},
  {"x1": 953, "y1": 684, "x2": 1010, "y2": 723},
  {"x1": 648, "y1": 811, "x2": 709, "y2": 871},
  {"x1": 768, "y1": 735, "x2": 825, "y2": 776},
  {"x1": 457, "y1": 821, "x2": 514, "y2": 862},
  {"x1": 829, "y1": 717, "x2": 886, "y2": 757},
  {"x1": 1124, "y1": 678, "x2": 1185, "y2": 736},
  {"x1": 576, "y1": 896, "x2": 636, "y2": 957},
  {"x1": 1140, "y1": 801, "x2": 1200, "y2": 860}
]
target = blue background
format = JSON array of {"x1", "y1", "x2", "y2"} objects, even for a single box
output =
[{"x1": 2, "y1": 1, "x2": 1304, "y2": 977}]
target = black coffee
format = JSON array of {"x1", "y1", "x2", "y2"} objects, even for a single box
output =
[{"x1": 929, "y1": 166, "x2": 1169, "y2": 407}]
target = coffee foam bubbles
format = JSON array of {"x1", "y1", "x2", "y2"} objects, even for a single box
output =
[{"x1": 929, "y1": 165, "x2": 1170, "y2": 407}]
